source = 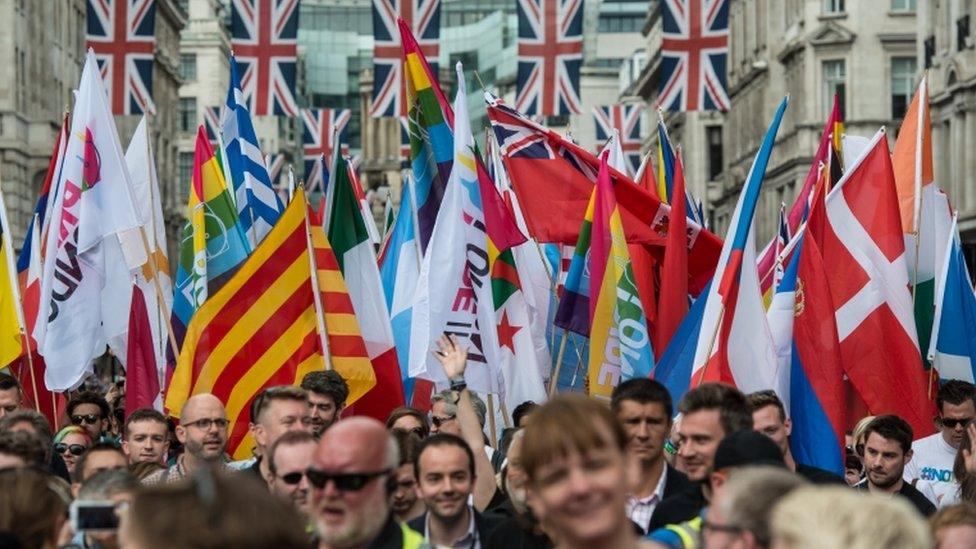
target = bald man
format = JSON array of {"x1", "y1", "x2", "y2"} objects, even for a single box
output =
[
  {"x1": 310, "y1": 417, "x2": 423, "y2": 549},
  {"x1": 143, "y1": 394, "x2": 230, "y2": 485}
]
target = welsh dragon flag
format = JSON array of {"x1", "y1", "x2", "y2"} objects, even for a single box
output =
[{"x1": 326, "y1": 153, "x2": 405, "y2": 419}]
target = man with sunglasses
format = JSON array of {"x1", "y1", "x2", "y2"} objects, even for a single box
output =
[
  {"x1": 904, "y1": 380, "x2": 976, "y2": 506},
  {"x1": 67, "y1": 391, "x2": 113, "y2": 443},
  {"x1": 243, "y1": 385, "x2": 314, "y2": 483},
  {"x1": 143, "y1": 393, "x2": 230, "y2": 485},
  {"x1": 310, "y1": 416, "x2": 423, "y2": 549},
  {"x1": 268, "y1": 429, "x2": 318, "y2": 516}
]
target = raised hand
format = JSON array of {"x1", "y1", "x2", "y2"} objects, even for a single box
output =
[{"x1": 432, "y1": 334, "x2": 468, "y2": 380}]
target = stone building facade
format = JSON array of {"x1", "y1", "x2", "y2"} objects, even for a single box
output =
[
  {"x1": 1, "y1": 1, "x2": 86, "y2": 245},
  {"x1": 715, "y1": 0, "x2": 918, "y2": 242},
  {"x1": 919, "y1": 0, "x2": 976, "y2": 244}
]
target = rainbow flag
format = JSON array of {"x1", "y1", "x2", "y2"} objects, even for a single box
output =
[
  {"x1": 170, "y1": 126, "x2": 251, "y2": 360},
  {"x1": 400, "y1": 18, "x2": 454, "y2": 253},
  {"x1": 553, "y1": 193, "x2": 595, "y2": 336},
  {"x1": 166, "y1": 188, "x2": 376, "y2": 459},
  {"x1": 588, "y1": 153, "x2": 655, "y2": 400}
]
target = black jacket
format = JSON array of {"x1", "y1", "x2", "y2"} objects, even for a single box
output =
[
  {"x1": 642, "y1": 464, "x2": 697, "y2": 533},
  {"x1": 408, "y1": 508, "x2": 501, "y2": 545},
  {"x1": 796, "y1": 463, "x2": 846, "y2": 485}
]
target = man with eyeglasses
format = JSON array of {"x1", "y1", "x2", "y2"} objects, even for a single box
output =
[
  {"x1": 143, "y1": 393, "x2": 229, "y2": 485},
  {"x1": 309, "y1": 416, "x2": 423, "y2": 549},
  {"x1": 904, "y1": 379, "x2": 976, "y2": 506},
  {"x1": 66, "y1": 391, "x2": 112, "y2": 443},
  {"x1": 241, "y1": 385, "x2": 313, "y2": 483},
  {"x1": 268, "y1": 429, "x2": 317, "y2": 516},
  {"x1": 301, "y1": 370, "x2": 349, "y2": 437}
]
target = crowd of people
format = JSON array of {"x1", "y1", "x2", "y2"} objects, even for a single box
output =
[{"x1": 1, "y1": 339, "x2": 976, "y2": 548}]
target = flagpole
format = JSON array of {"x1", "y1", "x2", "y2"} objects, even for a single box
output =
[
  {"x1": 302, "y1": 189, "x2": 333, "y2": 370},
  {"x1": 548, "y1": 330, "x2": 569, "y2": 395},
  {"x1": 142, "y1": 112, "x2": 182, "y2": 363},
  {"x1": 696, "y1": 303, "x2": 726, "y2": 387},
  {"x1": 0, "y1": 177, "x2": 41, "y2": 414},
  {"x1": 487, "y1": 393, "x2": 498, "y2": 448}
]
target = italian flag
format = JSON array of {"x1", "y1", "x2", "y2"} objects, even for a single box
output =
[{"x1": 325, "y1": 153, "x2": 405, "y2": 419}]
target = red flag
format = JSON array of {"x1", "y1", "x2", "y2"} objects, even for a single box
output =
[
  {"x1": 655, "y1": 152, "x2": 689, "y2": 359},
  {"x1": 636, "y1": 153, "x2": 659, "y2": 197},
  {"x1": 125, "y1": 285, "x2": 161, "y2": 418},
  {"x1": 9, "y1": 355, "x2": 65, "y2": 430},
  {"x1": 819, "y1": 131, "x2": 935, "y2": 437}
]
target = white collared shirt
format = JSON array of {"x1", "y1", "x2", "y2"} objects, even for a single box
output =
[
  {"x1": 424, "y1": 504, "x2": 479, "y2": 549},
  {"x1": 626, "y1": 464, "x2": 669, "y2": 532}
]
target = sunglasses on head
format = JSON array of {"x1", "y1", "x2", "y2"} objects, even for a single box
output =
[
  {"x1": 430, "y1": 415, "x2": 455, "y2": 428},
  {"x1": 71, "y1": 414, "x2": 101, "y2": 426},
  {"x1": 305, "y1": 468, "x2": 391, "y2": 491},
  {"x1": 941, "y1": 417, "x2": 975, "y2": 428},
  {"x1": 54, "y1": 443, "x2": 87, "y2": 456}
]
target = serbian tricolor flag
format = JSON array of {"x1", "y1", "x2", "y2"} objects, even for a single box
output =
[
  {"x1": 768, "y1": 173, "x2": 847, "y2": 476},
  {"x1": 588, "y1": 152, "x2": 655, "y2": 400},
  {"x1": 689, "y1": 97, "x2": 789, "y2": 394}
]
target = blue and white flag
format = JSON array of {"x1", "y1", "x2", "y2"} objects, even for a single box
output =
[
  {"x1": 929, "y1": 214, "x2": 976, "y2": 383},
  {"x1": 221, "y1": 55, "x2": 283, "y2": 248}
]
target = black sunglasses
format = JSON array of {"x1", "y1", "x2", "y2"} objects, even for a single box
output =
[
  {"x1": 431, "y1": 415, "x2": 455, "y2": 428},
  {"x1": 941, "y1": 417, "x2": 975, "y2": 428},
  {"x1": 279, "y1": 471, "x2": 308, "y2": 486},
  {"x1": 54, "y1": 443, "x2": 87, "y2": 456},
  {"x1": 71, "y1": 414, "x2": 101, "y2": 426},
  {"x1": 305, "y1": 468, "x2": 391, "y2": 491}
]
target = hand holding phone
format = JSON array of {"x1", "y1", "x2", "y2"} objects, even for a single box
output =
[{"x1": 70, "y1": 500, "x2": 120, "y2": 533}]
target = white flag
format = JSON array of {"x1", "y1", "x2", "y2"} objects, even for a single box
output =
[
  {"x1": 36, "y1": 51, "x2": 141, "y2": 391},
  {"x1": 408, "y1": 63, "x2": 500, "y2": 393}
]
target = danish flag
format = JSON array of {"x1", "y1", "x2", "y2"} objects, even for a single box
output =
[
  {"x1": 659, "y1": 0, "x2": 730, "y2": 111},
  {"x1": 370, "y1": 0, "x2": 441, "y2": 118},
  {"x1": 301, "y1": 108, "x2": 350, "y2": 185},
  {"x1": 230, "y1": 0, "x2": 300, "y2": 116},
  {"x1": 86, "y1": 0, "x2": 156, "y2": 115},
  {"x1": 515, "y1": 0, "x2": 584, "y2": 116},
  {"x1": 593, "y1": 104, "x2": 644, "y2": 175}
]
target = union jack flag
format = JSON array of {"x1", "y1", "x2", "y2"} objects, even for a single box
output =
[
  {"x1": 370, "y1": 0, "x2": 441, "y2": 118},
  {"x1": 86, "y1": 0, "x2": 156, "y2": 115},
  {"x1": 593, "y1": 104, "x2": 644, "y2": 175},
  {"x1": 202, "y1": 106, "x2": 222, "y2": 144},
  {"x1": 515, "y1": 0, "x2": 584, "y2": 117},
  {"x1": 266, "y1": 153, "x2": 286, "y2": 187},
  {"x1": 301, "y1": 108, "x2": 350, "y2": 190},
  {"x1": 659, "y1": 0, "x2": 730, "y2": 111},
  {"x1": 230, "y1": 0, "x2": 300, "y2": 116}
]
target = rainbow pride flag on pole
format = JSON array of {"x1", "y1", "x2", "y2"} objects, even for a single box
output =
[
  {"x1": 400, "y1": 18, "x2": 454, "y2": 253},
  {"x1": 588, "y1": 152, "x2": 655, "y2": 400}
]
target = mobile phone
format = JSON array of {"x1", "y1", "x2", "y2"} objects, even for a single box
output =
[{"x1": 70, "y1": 500, "x2": 119, "y2": 533}]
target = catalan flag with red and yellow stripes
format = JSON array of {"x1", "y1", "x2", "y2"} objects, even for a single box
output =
[{"x1": 165, "y1": 188, "x2": 376, "y2": 459}]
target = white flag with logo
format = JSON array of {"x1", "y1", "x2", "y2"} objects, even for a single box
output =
[{"x1": 36, "y1": 51, "x2": 141, "y2": 390}]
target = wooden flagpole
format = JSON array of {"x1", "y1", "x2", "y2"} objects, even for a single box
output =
[{"x1": 301, "y1": 188, "x2": 333, "y2": 370}]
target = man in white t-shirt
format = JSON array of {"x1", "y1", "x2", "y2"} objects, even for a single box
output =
[{"x1": 904, "y1": 380, "x2": 976, "y2": 506}]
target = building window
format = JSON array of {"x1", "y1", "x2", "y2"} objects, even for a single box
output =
[
  {"x1": 891, "y1": 57, "x2": 917, "y2": 119},
  {"x1": 958, "y1": 14, "x2": 970, "y2": 52},
  {"x1": 180, "y1": 53, "x2": 197, "y2": 81},
  {"x1": 823, "y1": 0, "x2": 844, "y2": 13},
  {"x1": 179, "y1": 97, "x2": 197, "y2": 133},
  {"x1": 598, "y1": 15, "x2": 642, "y2": 33},
  {"x1": 822, "y1": 60, "x2": 846, "y2": 118},
  {"x1": 890, "y1": 0, "x2": 916, "y2": 11},
  {"x1": 178, "y1": 151, "x2": 194, "y2": 197},
  {"x1": 924, "y1": 36, "x2": 936, "y2": 68},
  {"x1": 707, "y1": 126, "x2": 723, "y2": 180}
]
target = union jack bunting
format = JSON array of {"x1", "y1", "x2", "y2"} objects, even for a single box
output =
[
  {"x1": 593, "y1": 104, "x2": 644, "y2": 175},
  {"x1": 202, "y1": 106, "x2": 222, "y2": 144},
  {"x1": 659, "y1": 0, "x2": 730, "y2": 111},
  {"x1": 515, "y1": 0, "x2": 584, "y2": 116},
  {"x1": 230, "y1": 0, "x2": 300, "y2": 116},
  {"x1": 370, "y1": 0, "x2": 442, "y2": 118},
  {"x1": 86, "y1": 0, "x2": 157, "y2": 115},
  {"x1": 301, "y1": 108, "x2": 351, "y2": 185}
]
